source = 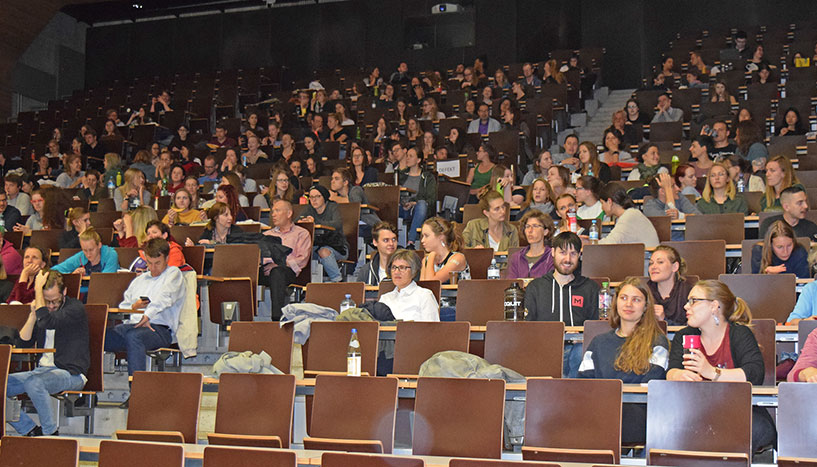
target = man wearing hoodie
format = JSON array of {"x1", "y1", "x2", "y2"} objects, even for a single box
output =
[
  {"x1": 525, "y1": 231, "x2": 600, "y2": 377},
  {"x1": 355, "y1": 221, "x2": 398, "y2": 285}
]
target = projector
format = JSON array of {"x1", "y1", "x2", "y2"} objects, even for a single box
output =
[{"x1": 432, "y1": 3, "x2": 461, "y2": 14}]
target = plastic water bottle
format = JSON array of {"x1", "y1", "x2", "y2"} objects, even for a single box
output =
[
  {"x1": 503, "y1": 282, "x2": 526, "y2": 321},
  {"x1": 589, "y1": 219, "x2": 599, "y2": 243},
  {"x1": 107, "y1": 179, "x2": 115, "y2": 192},
  {"x1": 339, "y1": 294, "x2": 356, "y2": 312},
  {"x1": 242, "y1": 154, "x2": 248, "y2": 167},
  {"x1": 487, "y1": 258, "x2": 500, "y2": 279},
  {"x1": 568, "y1": 207, "x2": 578, "y2": 233},
  {"x1": 599, "y1": 282, "x2": 612, "y2": 320},
  {"x1": 346, "y1": 328, "x2": 361, "y2": 376},
  {"x1": 736, "y1": 177, "x2": 745, "y2": 193}
]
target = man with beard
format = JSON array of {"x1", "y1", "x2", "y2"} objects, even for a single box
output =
[{"x1": 525, "y1": 231, "x2": 600, "y2": 377}]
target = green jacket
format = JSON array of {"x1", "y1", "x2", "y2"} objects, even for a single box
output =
[
  {"x1": 696, "y1": 195, "x2": 749, "y2": 215},
  {"x1": 462, "y1": 217, "x2": 519, "y2": 251}
]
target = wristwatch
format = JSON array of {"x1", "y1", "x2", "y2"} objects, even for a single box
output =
[{"x1": 712, "y1": 367, "x2": 722, "y2": 381}]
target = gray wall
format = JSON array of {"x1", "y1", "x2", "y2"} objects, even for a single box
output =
[{"x1": 11, "y1": 11, "x2": 86, "y2": 114}]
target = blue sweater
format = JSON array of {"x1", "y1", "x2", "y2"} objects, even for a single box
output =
[
  {"x1": 750, "y1": 244, "x2": 809, "y2": 278},
  {"x1": 53, "y1": 245, "x2": 120, "y2": 275}
]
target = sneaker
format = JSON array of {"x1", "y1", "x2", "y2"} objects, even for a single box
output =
[
  {"x1": 46, "y1": 429, "x2": 59, "y2": 436},
  {"x1": 25, "y1": 426, "x2": 43, "y2": 437}
]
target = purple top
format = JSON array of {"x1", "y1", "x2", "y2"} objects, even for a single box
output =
[{"x1": 507, "y1": 245, "x2": 554, "y2": 279}]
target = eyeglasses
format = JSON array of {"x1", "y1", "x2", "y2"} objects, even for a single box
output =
[
  {"x1": 390, "y1": 265, "x2": 411, "y2": 272},
  {"x1": 686, "y1": 298, "x2": 712, "y2": 306},
  {"x1": 44, "y1": 296, "x2": 64, "y2": 307},
  {"x1": 276, "y1": 178, "x2": 290, "y2": 183},
  {"x1": 524, "y1": 224, "x2": 545, "y2": 230},
  {"x1": 308, "y1": 195, "x2": 323, "y2": 200}
]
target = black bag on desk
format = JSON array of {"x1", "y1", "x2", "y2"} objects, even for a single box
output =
[{"x1": 0, "y1": 325, "x2": 22, "y2": 347}]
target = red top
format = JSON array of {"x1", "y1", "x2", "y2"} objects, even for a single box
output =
[
  {"x1": 704, "y1": 329, "x2": 735, "y2": 372},
  {"x1": 7, "y1": 280, "x2": 35, "y2": 304}
]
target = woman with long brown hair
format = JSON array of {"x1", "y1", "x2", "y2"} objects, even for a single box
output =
[
  {"x1": 579, "y1": 276, "x2": 669, "y2": 444},
  {"x1": 419, "y1": 216, "x2": 469, "y2": 284},
  {"x1": 576, "y1": 141, "x2": 611, "y2": 183},
  {"x1": 761, "y1": 155, "x2": 800, "y2": 211},
  {"x1": 751, "y1": 219, "x2": 809, "y2": 278}
]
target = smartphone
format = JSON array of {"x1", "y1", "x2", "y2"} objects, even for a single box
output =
[{"x1": 140, "y1": 296, "x2": 150, "y2": 303}]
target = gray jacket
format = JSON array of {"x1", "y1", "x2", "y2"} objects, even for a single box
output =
[{"x1": 642, "y1": 195, "x2": 701, "y2": 217}]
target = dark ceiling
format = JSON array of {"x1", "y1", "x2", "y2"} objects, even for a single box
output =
[{"x1": 61, "y1": 0, "x2": 312, "y2": 25}]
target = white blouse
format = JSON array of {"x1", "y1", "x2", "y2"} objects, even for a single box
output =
[{"x1": 378, "y1": 281, "x2": 439, "y2": 322}]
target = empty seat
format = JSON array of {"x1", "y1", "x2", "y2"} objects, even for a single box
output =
[
  {"x1": 203, "y1": 446, "x2": 297, "y2": 467},
  {"x1": 98, "y1": 440, "x2": 183, "y2": 467},
  {"x1": 392, "y1": 322, "x2": 470, "y2": 375},
  {"x1": 718, "y1": 274, "x2": 796, "y2": 323},
  {"x1": 580, "y1": 243, "x2": 645, "y2": 281},
  {"x1": 321, "y1": 452, "x2": 424, "y2": 467},
  {"x1": 483, "y1": 321, "x2": 564, "y2": 377},
  {"x1": 0, "y1": 436, "x2": 79, "y2": 467}
]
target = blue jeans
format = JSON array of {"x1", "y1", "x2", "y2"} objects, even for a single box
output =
[
  {"x1": 7, "y1": 367, "x2": 86, "y2": 435},
  {"x1": 563, "y1": 342, "x2": 583, "y2": 378},
  {"x1": 104, "y1": 323, "x2": 173, "y2": 375},
  {"x1": 399, "y1": 200, "x2": 428, "y2": 243},
  {"x1": 313, "y1": 246, "x2": 347, "y2": 282}
]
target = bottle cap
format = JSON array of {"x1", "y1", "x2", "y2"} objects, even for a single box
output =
[
  {"x1": 345, "y1": 294, "x2": 351, "y2": 298},
  {"x1": 351, "y1": 328, "x2": 357, "y2": 333},
  {"x1": 602, "y1": 281, "x2": 609, "y2": 287}
]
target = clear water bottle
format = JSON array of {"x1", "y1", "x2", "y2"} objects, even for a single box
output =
[
  {"x1": 339, "y1": 294, "x2": 356, "y2": 312},
  {"x1": 503, "y1": 282, "x2": 526, "y2": 321},
  {"x1": 599, "y1": 281, "x2": 611, "y2": 320},
  {"x1": 346, "y1": 328, "x2": 361, "y2": 376},
  {"x1": 589, "y1": 219, "x2": 599, "y2": 243},
  {"x1": 736, "y1": 177, "x2": 745, "y2": 193},
  {"x1": 242, "y1": 154, "x2": 248, "y2": 167},
  {"x1": 487, "y1": 258, "x2": 500, "y2": 279},
  {"x1": 161, "y1": 176, "x2": 169, "y2": 196},
  {"x1": 107, "y1": 178, "x2": 115, "y2": 192}
]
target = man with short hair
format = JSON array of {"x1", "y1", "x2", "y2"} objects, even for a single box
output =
[
  {"x1": 518, "y1": 62, "x2": 542, "y2": 88},
  {"x1": 553, "y1": 133, "x2": 580, "y2": 170},
  {"x1": 329, "y1": 168, "x2": 381, "y2": 239},
  {"x1": 384, "y1": 140, "x2": 407, "y2": 173},
  {"x1": 0, "y1": 190, "x2": 22, "y2": 232},
  {"x1": 150, "y1": 90, "x2": 173, "y2": 121},
  {"x1": 52, "y1": 228, "x2": 120, "y2": 275},
  {"x1": 733, "y1": 30, "x2": 753, "y2": 60},
  {"x1": 5, "y1": 174, "x2": 31, "y2": 216},
  {"x1": 105, "y1": 238, "x2": 185, "y2": 380},
  {"x1": 759, "y1": 186, "x2": 817, "y2": 239},
  {"x1": 209, "y1": 123, "x2": 237, "y2": 149},
  {"x1": 311, "y1": 113, "x2": 329, "y2": 141},
  {"x1": 198, "y1": 155, "x2": 221, "y2": 184},
  {"x1": 262, "y1": 199, "x2": 312, "y2": 320},
  {"x1": 467, "y1": 103, "x2": 501, "y2": 135},
  {"x1": 708, "y1": 120, "x2": 737, "y2": 160},
  {"x1": 390, "y1": 62, "x2": 411, "y2": 85},
  {"x1": 82, "y1": 129, "x2": 105, "y2": 170},
  {"x1": 525, "y1": 232, "x2": 600, "y2": 377},
  {"x1": 651, "y1": 92, "x2": 683, "y2": 123},
  {"x1": 355, "y1": 221, "x2": 398, "y2": 285},
  {"x1": 9, "y1": 271, "x2": 89, "y2": 436}
]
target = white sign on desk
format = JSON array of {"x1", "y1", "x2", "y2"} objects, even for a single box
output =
[{"x1": 436, "y1": 160, "x2": 460, "y2": 178}]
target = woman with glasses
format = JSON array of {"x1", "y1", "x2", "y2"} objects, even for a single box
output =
[
  {"x1": 255, "y1": 167, "x2": 297, "y2": 209},
  {"x1": 378, "y1": 249, "x2": 439, "y2": 321},
  {"x1": 668, "y1": 279, "x2": 777, "y2": 452},
  {"x1": 507, "y1": 210, "x2": 554, "y2": 279}
]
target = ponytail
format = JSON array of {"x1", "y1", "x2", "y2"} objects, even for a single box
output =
[{"x1": 730, "y1": 297, "x2": 752, "y2": 325}]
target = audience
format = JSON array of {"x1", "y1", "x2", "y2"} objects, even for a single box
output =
[
  {"x1": 53, "y1": 228, "x2": 120, "y2": 275},
  {"x1": 355, "y1": 221, "x2": 398, "y2": 286},
  {"x1": 297, "y1": 185, "x2": 347, "y2": 283},
  {"x1": 398, "y1": 147, "x2": 436, "y2": 248},
  {"x1": 419, "y1": 217, "x2": 469, "y2": 284},
  {"x1": 788, "y1": 327, "x2": 817, "y2": 382},
  {"x1": 7, "y1": 246, "x2": 48, "y2": 304},
  {"x1": 761, "y1": 155, "x2": 800, "y2": 212},
  {"x1": 598, "y1": 182, "x2": 659, "y2": 247},
  {"x1": 758, "y1": 185, "x2": 817, "y2": 239},
  {"x1": 696, "y1": 162, "x2": 749, "y2": 215},
  {"x1": 751, "y1": 220, "x2": 809, "y2": 278},
  {"x1": 463, "y1": 190, "x2": 519, "y2": 251}
]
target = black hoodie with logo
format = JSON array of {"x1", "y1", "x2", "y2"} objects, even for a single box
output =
[{"x1": 524, "y1": 271, "x2": 600, "y2": 325}]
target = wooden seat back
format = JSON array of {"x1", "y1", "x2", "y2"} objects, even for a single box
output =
[
  {"x1": 0, "y1": 436, "x2": 78, "y2": 467},
  {"x1": 99, "y1": 440, "x2": 183, "y2": 467},
  {"x1": 718, "y1": 273, "x2": 796, "y2": 323},
  {"x1": 304, "y1": 281, "x2": 365, "y2": 310},
  {"x1": 581, "y1": 243, "x2": 645, "y2": 282},
  {"x1": 228, "y1": 321, "x2": 294, "y2": 374},
  {"x1": 456, "y1": 279, "x2": 523, "y2": 325},
  {"x1": 203, "y1": 446, "x2": 297, "y2": 467},
  {"x1": 413, "y1": 377, "x2": 505, "y2": 459},
  {"x1": 484, "y1": 321, "x2": 564, "y2": 377},
  {"x1": 663, "y1": 240, "x2": 725, "y2": 280},
  {"x1": 122, "y1": 371, "x2": 203, "y2": 443},
  {"x1": 523, "y1": 378, "x2": 621, "y2": 464},
  {"x1": 87, "y1": 272, "x2": 138, "y2": 308},
  {"x1": 303, "y1": 321, "x2": 379, "y2": 378},
  {"x1": 306, "y1": 375, "x2": 399, "y2": 453},
  {"x1": 393, "y1": 322, "x2": 471, "y2": 375}
]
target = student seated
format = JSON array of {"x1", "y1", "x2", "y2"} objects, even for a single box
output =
[
  {"x1": 8, "y1": 271, "x2": 89, "y2": 436},
  {"x1": 667, "y1": 280, "x2": 777, "y2": 452},
  {"x1": 696, "y1": 162, "x2": 749, "y2": 215},
  {"x1": 463, "y1": 190, "x2": 519, "y2": 251},
  {"x1": 378, "y1": 249, "x2": 439, "y2": 322},
  {"x1": 750, "y1": 220, "x2": 809, "y2": 278},
  {"x1": 647, "y1": 245, "x2": 693, "y2": 325},
  {"x1": 355, "y1": 221, "x2": 398, "y2": 286},
  {"x1": 788, "y1": 327, "x2": 817, "y2": 382},
  {"x1": 297, "y1": 185, "x2": 347, "y2": 283},
  {"x1": 598, "y1": 182, "x2": 659, "y2": 247},
  {"x1": 786, "y1": 279, "x2": 817, "y2": 325},
  {"x1": 579, "y1": 277, "x2": 669, "y2": 444},
  {"x1": 758, "y1": 185, "x2": 817, "y2": 240},
  {"x1": 507, "y1": 210, "x2": 554, "y2": 279},
  {"x1": 52, "y1": 228, "x2": 120, "y2": 275},
  {"x1": 627, "y1": 143, "x2": 668, "y2": 182},
  {"x1": 525, "y1": 232, "x2": 600, "y2": 377}
]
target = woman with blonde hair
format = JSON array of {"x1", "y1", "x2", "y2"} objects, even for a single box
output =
[
  {"x1": 543, "y1": 59, "x2": 565, "y2": 85},
  {"x1": 113, "y1": 206, "x2": 158, "y2": 248},
  {"x1": 751, "y1": 220, "x2": 809, "y2": 277},
  {"x1": 668, "y1": 279, "x2": 776, "y2": 451},
  {"x1": 579, "y1": 276, "x2": 669, "y2": 444},
  {"x1": 518, "y1": 178, "x2": 554, "y2": 217},
  {"x1": 761, "y1": 155, "x2": 801, "y2": 211},
  {"x1": 419, "y1": 97, "x2": 445, "y2": 121},
  {"x1": 647, "y1": 245, "x2": 694, "y2": 325},
  {"x1": 55, "y1": 153, "x2": 84, "y2": 189},
  {"x1": 696, "y1": 162, "x2": 749, "y2": 214},
  {"x1": 114, "y1": 168, "x2": 152, "y2": 211}
]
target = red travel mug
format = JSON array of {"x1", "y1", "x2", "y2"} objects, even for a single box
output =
[{"x1": 683, "y1": 335, "x2": 701, "y2": 355}]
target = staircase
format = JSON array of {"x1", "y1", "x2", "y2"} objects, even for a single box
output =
[{"x1": 574, "y1": 88, "x2": 637, "y2": 146}]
